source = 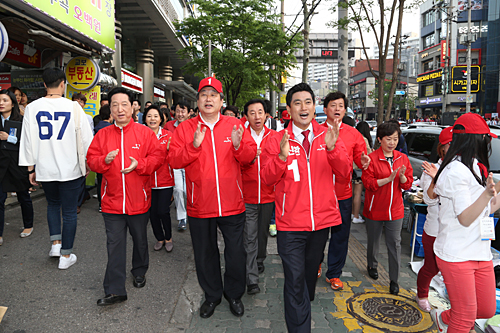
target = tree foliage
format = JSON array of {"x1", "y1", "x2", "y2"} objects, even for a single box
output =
[
  {"x1": 329, "y1": 0, "x2": 422, "y2": 124},
  {"x1": 368, "y1": 80, "x2": 417, "y2": 116},
  {"x1": 175, "y1": 0, "x2": 300, "y2": 107}
]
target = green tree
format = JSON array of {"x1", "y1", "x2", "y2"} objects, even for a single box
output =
[
  {"x1": 175, "y1": 0, "x2": 300, "y2": 107},
  {"x1": 329, "y1": 0, "x2": 422, "y2": 124}
]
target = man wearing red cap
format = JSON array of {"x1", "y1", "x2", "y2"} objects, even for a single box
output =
[{"x1": 169, "y1": 77, "x2": 257, "y2": 319}]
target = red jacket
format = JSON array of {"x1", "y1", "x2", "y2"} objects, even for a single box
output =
[
  {"x1": 260, "y1": 121, "x2": 351, "y2": 231},
  {"x1": 151, "y1": 128, "x2": 174, "y2": 188},
  {"x1": 164, "y1": 120, "x2": 177, "y2": 132},
  {"x1": 240, "y1": 126, "x2": 276, "y2": 204},
  {"x1": 168, "y1": 115, "x2": 257, "y2": 218},
  {"x1": 323, "y1": 122, "x2": 367, "y2": 200},
  {"x1": 87, "y1": 121, "x2": 163, "y2": 215},
  {"x1": 362, "y1": 148, "x2": 413, "y2": 221}
]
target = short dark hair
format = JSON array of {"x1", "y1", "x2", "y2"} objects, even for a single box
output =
[
  {"x1": 108, "y1": 87, "x2": 133, "y2": 105},
  {"x1": 286, "y1": 83, "x2": 315, "y2": 107},
  {"x1": 145, "y1": 101, "x2": 152, "y2": 105},
  {"x1": 42, "y1": 68, "x2": 66, "y2": 89},
  {"x1": 72, "y1": 92, "x2": 87, "y2": 103},
  {"x1": 244, "y1": 99, "x2": 265, "y2": 116},
  {"x1": 101, "y1": 94, "x2": 108, "y2": 102},
  {"x1": 263, "y1": 99, "x2": 272, "y2": 114},
  {"x1": 132, "y1": 99, "x2": 141, "y2": 106},
  {"x1": 160, "y1": 102, "x2": 168, "y2": 108},
  {"x1": 223, "y1": 105, "x2": 239, "y2": 116},
  {"x1": 323, "y1": 91, "x2": 348, "y2": 108},
  {"x1": 376, "y1": 122, "x2": 401, "y2": 140},
  {"x1": 176, "y1": 100, "x2": 190, "y2": 110},
  {"x1": 342, "y1": 115, "x2": 355, "y2": 127},
  {"x1": 144, "y1": 104, "x2": 165, "y2": 127},
  {"x1": 99, "y1": 104, "x2": 111, "y2": 121}
]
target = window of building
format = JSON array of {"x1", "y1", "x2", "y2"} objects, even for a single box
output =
[
  {"x1": 423, "y1": 34, "x2": 436, "y2": 49},
  {"x1": 425, "y1": 85, "x2": 434, "y2": 96},
  {"x1": 423, "y1": 59, "x2": 434, "y2": 72},
  {"x1": 458, "y1": 56, "x2": 466, "y2": 64}
]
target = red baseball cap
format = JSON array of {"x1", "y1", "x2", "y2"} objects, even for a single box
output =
[
  {"x1": 282, "y1": 110, "x2": 290, "y2": 120},
  {"x1": 198, "y1": 77, "x2": 223, "y2": 93},
  {"x1": 453, "y1": 113, "x2": 498, "y2": 138},
  {"x1": 439, "y1": 126, "x2": 453, "y2": 145}
]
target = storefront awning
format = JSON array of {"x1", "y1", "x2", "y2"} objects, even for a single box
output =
[{"x1": 154, "y1": 78, "x2": 197, "y2": 102}]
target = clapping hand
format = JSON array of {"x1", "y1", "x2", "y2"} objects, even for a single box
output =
[
  {"x1": 399, "y1": 165, "x2": 407, "y2": 183},
  {"x1": 360, "y1": 152, "x2": 371, "y2": 170},
  {"x1": 193, "y1": 123, "x2": 207, "y2": 148},
  {"x1": 105, "y1": 149, "x2": 119, "y2": 165},
  {"x1": 325, "y1": 119, "x2": 340, "y2": 151},
  {"x1": 121, "y1": 156, "x2": 138, "y2": 174},
  {"x1": 422, "y1": 161, "x2": 438, "y2": 179},
  {"x1": 231, "y1": 124, "x2": 244, "y2": 150},
  {"x1": 279, "y1": 131, "x2": 290, "y2": 161}
]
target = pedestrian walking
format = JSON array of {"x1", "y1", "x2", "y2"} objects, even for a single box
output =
[
  {"x1": 168, "y1": 77, "x2": 257, "y2": 319},
  {"x1": 260, "y1": 83, "x2": 350, "y2": 333},
  {"x1": 0, "y1": 89, "x2": 34, "y2": 246},
  {"x1": 143, "y1": 105, "x2": 175, "y2": 252},
  {"x1": 430, "y1": 113, "x2": 500, "y2": 332},
  {"x1": 240, "y1": 99, "x2": 276, "y2": 295},
  {"x1": 19, "y1": 67, "x2": 93, "y2": 270},
  {"x1": 321, "y1": 91, "x2": 370, "y2": 291},
  {"x1": 86, "y1": 87, "x2": 163, "y2": 306},
  {"x1": 361, "y1": 121, "x2": 413, "y2": 295},
  {"x1": 415, "y1": 126, "x2": 453, "y2": 312}
]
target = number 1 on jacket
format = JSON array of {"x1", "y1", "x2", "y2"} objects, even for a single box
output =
[{"x1": 288, "y1": 159, "x2": 300, "y2": 182}]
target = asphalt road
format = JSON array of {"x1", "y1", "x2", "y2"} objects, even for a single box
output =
[{"x1": 0, "y1": 190, "x2": 195, "y2": 332}]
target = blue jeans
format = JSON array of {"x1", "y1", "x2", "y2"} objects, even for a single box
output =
[{"x1": 42, "y1": 177, "x2": 84, "y2": 255}]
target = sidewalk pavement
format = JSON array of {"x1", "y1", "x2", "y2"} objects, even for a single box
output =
[{"x1": 173, "y1": 220, "x2": 438, "y2": 333}]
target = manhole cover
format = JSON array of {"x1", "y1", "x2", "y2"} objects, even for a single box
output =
[{"x1": 346, "y1": 292, "x2": 434, "y2": 332}]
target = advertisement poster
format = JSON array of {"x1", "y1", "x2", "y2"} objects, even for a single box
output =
[
  {"x1": 10, "y1": 70, "x2": 45, "y2": 101},
  {"x1": 66, "y1": 85, "x2": 101, "y2": 117}
]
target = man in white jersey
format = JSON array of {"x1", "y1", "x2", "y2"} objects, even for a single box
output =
[{"x1": 19, "y1": 67, "x2": 93, "y2": 270}]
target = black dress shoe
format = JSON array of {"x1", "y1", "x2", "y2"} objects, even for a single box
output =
[
  {"x1": 199, "y1": 299, "x2": 221, "y2": 318},
  {"x1": 390, "y1": 281, "x2": 399, "y2": 295},
  {"x1": 133, "y1": 275, "x2": 146, "y2": 288},
  {"x1": 367, "y1": 267, "x2": 378, "y2": 280},
  {"x1": 97, "y1": 294, "x2": 127, "y2": 306},
  {"x1": 257, "y1": 262, "x2": 265, "y2": 274},
  {"x1": 224, "y1": 293, "x2": 244, "y2": 317},
  {"x1": 247, "y1": 284, "x2": 260, "y2": 295}
]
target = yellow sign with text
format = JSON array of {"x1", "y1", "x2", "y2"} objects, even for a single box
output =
[
  {"x1": 417, "y1": 70, "x2": 442, "y2": 83},
  {"x1": 65, "y1": 56, "x2": 100, "y2": 91},
  {"x1": 66, "y1": 85, "x2": 101, "y2": 117}
]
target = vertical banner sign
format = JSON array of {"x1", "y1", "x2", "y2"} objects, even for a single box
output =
[
  {"x1": 66, "y1": 85, "x2": 101, "y2": 117},
  {"x1": 20, "y1": 0, "x2": 115, "y2": 50}
]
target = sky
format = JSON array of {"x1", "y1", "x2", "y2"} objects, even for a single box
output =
[{"x1": 276, "y1": 0, "x2": 421, "y2": 58}]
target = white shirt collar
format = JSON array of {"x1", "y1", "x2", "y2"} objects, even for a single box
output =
[
  {"x1": 292, "y1": 122, "x2": 313, "y2": 144},
  {"x1": 250, "y1": 127, "x2": 265, "y2": 148},
  {"x1": 199, "y1": 113, "x2": 220, "y2": 130}
]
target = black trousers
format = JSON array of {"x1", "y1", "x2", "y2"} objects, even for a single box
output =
[
  {"x1": 189, "y1": 212, "x2": 246, "y2": 303},
  {"x1": 102, "y1": 212, "x2": 149, "y2": 296},
  {"x1": 0, "y1": 182, "x2": 33, "y2": 237},
  {"x1": 277, "y1": 228, "x2": 330, "y2": 333},
  {"x1": 150, "y1": 188, "x2": 174, "y2": 242}
]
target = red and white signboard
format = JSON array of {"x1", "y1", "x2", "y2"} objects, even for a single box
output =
[
  {"x1": 5, "y1": 40, "x2": 41, "y2": 68},
  {"x1": 121, "y1": 68, "x2": 143, "y2": 94},
  {"x1": 154, "y1": 86, "x2": 165, "y2": 98},
  {"x1": 0, "y1": 73, "x2": 11, "y2": 90}
]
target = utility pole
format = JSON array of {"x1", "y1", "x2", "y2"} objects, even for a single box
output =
[
  {"x1": 278, "y1": 0, "x2": 285, "y2": 114},
  {"x1": 208, "y1": 40, "x2": 212, "y2": 77},
  {"x1": 301, "y1": 0, "x2": 311, "y2": 83},
  {"x1": 442, "y1": 2, "x2": 451, "y2": 117},
  {"x1": 466, "y1": 0, "x2": 472, "y2": 112},
  {"x1": 338, "y1": 0, "x2": 349, "y2": 96}
]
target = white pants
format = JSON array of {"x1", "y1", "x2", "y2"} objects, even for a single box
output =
[{"x1": 173, "y1": 169, "x2": 187, "y2": 221}]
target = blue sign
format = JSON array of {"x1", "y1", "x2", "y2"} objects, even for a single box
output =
[{"x1": 395, "y1": 90, "x2": 405, "y2": 96}]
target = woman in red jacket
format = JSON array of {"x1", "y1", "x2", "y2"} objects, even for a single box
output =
[
  {"x1": 361, "y1": 121, "x2": 413, "y2": 295},
  {"x1": 144, "y1": 105, "x2": 175, "y2": 252}
]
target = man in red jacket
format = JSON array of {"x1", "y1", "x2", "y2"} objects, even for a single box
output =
[
  {"x1": 240, "y1": 99, "x2": 276, "y2": 295},
  {"x1": 169, "y1": 77, "x2": 257, "y2": 319},
  {"x1": 260, "y1": 83, "x2": 350, "y2": 333},
  {"x1": 87, "y1": 87, "x2": 163, "y2": 306},
  {"x1": 322, "y1": 91, "x2": 370, "y2": 291}
]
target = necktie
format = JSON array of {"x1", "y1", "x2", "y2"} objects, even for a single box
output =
[{"x1": 302, "y1": 130, "x2": 310, "y2": 155}]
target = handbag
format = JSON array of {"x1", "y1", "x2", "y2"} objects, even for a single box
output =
[{"x1": 74, "y1": 102, "x2": 87, "y2": 177}]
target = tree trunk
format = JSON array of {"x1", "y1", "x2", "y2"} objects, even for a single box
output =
[{"x1": 377, "y1": 57, "x2": 386, "y2": 126}]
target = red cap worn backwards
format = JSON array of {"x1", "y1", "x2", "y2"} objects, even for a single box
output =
[
  {"x1": 198, "y1": 77, "x2": 223, "y2": 93},
  {"x1": 439, "y1": 126, "x2": 453, "y2": 145},
  {"x1": 282, "y1": 110, "x2": 291, "y2": 120},
  {"x1": 453, "y1": 113, "x2": 498, "y2": 138}
]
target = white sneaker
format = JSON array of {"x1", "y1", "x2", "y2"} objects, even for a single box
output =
[
  {"x1": 49, "y1": 244, "x2": 62, "y2": 257},
  {"x1": 92, "y1": 194, "x2": 98, "y2": 198},
  {"x1": 430, "y1": 308, "x2": 448, "y2": 333},
  {"x1": 58, "y1": 254, "x2": 77, "y2": 269},
  {"x1": 352, "y1": 216, "x2": 365, "y2": 224}
]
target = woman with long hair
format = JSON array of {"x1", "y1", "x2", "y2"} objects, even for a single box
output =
[
  {"x1": 352, "y1": 121, "x2": 373, "y2": 223},
  {"x1": 7, "y1": 86, "x2": 25, "y2": 115},
  {"x1": 0, "y1": 89, "x2": 34, "y2": 245},
  {"x1": 361, "y1": 122, "x2": 413, "y2": 295},
  {"x1": 415, "y1": 127, "x2": 453, "y2": 312},
  {"x1": 143, "y1": 105, "x2": 175, "y2": 252},
  {"x1": 430, "y1": 113, "x2": 500, "y2": 332}
]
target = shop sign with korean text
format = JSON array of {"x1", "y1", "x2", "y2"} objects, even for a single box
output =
[
  {"x1": 20, "y1": 0, "x2": 115, "y2": 50},
  {"x1": 451, "y1": 65, "x2": 480, "y2": 93},
  {"x1": 65, "y1": 56, "x2": 100, "y2": 91},
  {"x1": 66, "y1": 85, "x2": 101, "y2": 117},
  {"x1": 5, "y1": 39, "x2": 41, "y2": 68},
  {"x1": 121, "y1": 68, "x2": 143, "y2": 94}
]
